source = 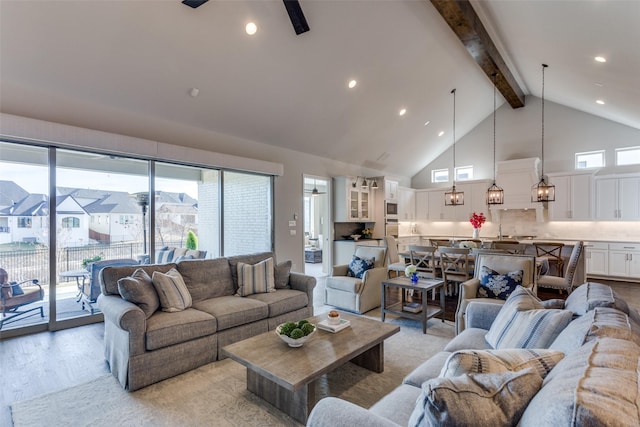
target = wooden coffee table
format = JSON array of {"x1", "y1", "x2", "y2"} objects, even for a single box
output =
[{"x1": 221, "y1": 313, "x2": 399, "y2": 423}]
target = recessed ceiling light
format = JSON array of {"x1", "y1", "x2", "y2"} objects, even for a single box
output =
[
  {"x1": 190, "y1": 88, "x2": 200, "y2": 97},
  {"x1": 424, "y1": 121, "x2": 431, "y2": 126},
  {"x1": 438, "y1": 131, "x2": 445, "y2": 137},
  {"x1": 596, "y1": 99, "x2": 605, "y2": 105},
  {"x1": 594, "y1": 56, "x2": 606, "y2": 63},
  {"x1": 348, "y1": 79, "x2": 357, "y2": 89},
  {"x1": 245, "y1": 22, "x2": 257, "y2": 35},
  {"x1": 399, "y1": 108, "x2": 407, "y2": 116}
]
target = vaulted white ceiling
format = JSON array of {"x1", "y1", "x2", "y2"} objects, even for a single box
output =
[{"x1": 1, "y1": 1, "x2": 638, "y2": 177}]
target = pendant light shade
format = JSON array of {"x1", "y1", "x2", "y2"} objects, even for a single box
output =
[
  {"x1": 445, "y1": 88, "x2": 464, "y2": 206},
  {"x1": 487, "y1": 73, "x2": 504, "y2": 205},
  {"x1": 532, "y1": 64, "x2": 555, "y2": 203}
]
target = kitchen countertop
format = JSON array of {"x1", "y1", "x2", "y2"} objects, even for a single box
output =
[{"x1": 397, "y1": 235, "x2": 639, "y2": 245}]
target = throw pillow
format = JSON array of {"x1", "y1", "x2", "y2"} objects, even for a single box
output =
[
  {"x1": 152, "y1": 268, "x2": 192, "y2": 312},
  {"x1": 274, "y1": 260, "x2": 292, "y2": 289},
  {"x1": 347, "y1": 255, "x2": 375, "y2": 279},
  {"x1": 155, "y1": 247, "x2": 175, "y2": 264},
  {"x1": 408, "y1": 368, "x2": 543, "y2": 427},
  {"x1": 478, "y1": 266, "x2": 523, "y2": 299},
  {"x1": 10, "y1": 282, "x2": 25, "y2": 296},
  {"x1": 486, "y1": 286, "x2": 573, "y2": 349},
  {"x1": 564, "y1": 281, "x2": 630, "y2": 316},
  {"x1": 236, "y1": 257, "x2": 276, "y2": 297},
  {"x1": 117, "y1": 268, "x2": 159, "y2": 319},
  {"x1": 440, "y1": 348, "x2": 564, "y2": 379}
]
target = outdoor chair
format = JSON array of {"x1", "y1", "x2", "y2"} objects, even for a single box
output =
[
  {"x1": 83, "y1": 258, "x2": 138, "y2": 314},
  {"x1": 0, "y1": 268, "x2": 44, "y2": 330},
  {"x1": 538, "y1": 241, "x2": 584, "y2": 294}
]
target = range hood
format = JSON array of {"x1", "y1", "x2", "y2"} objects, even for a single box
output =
[{"x1": 490, "y1": 158, "x2": 545, "y2": 222}]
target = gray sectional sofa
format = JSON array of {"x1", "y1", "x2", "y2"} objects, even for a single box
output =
[
  {"x1": 97, "y1": 251, "x2": 316, "y2": 391},
  {"x1": 307, "y1": 282, "x2": 640, "y2": 426}
]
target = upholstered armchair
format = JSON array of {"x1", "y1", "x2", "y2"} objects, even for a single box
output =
[
  {"x1": 325, "y1": 246, "x2": 387, "y2": 314},
  {"x1": 455, "y1": 253, "x2": 536, "y2": 334}
]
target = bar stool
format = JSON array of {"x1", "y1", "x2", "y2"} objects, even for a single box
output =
[{"x1": 533, "y1": 242, "x2": 565, "y2": 277}]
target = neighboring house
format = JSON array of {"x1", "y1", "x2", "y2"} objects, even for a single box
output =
[
  {"x1": 155, "y1": 191, "x2": 199, "y2": 246},
  {"x1": 0, "y1": 180, "x2": 30, "y2": 243},
  {"x1": 0, "y1": 193, "x2": 49, "y2": 245}
]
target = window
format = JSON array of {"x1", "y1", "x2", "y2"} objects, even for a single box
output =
[
  {"x1": 18, "y1": 217, "x2": 32, "y2": 228},
  {"x1": 575, "y1": 150, "x2": 604, "y2": 169},
  {"x1": 455, "y1": 165, "x2": 473, "y2": 181},
  {"x1": 61, "y1": 217, "x2": 80, "y2": 228},
  {"x1": 616, "y1": 146, "x2": 640, "y2": 166},
  {"x1": 431, "y1": 169, "x2": 449, "y2": 183}
]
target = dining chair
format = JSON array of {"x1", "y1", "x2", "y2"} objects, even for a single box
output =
[
  {"x1": 492, "y1": 241, "x2": 527, "y2": 254},
  {"x1": 533, "y1": 242, "x2": 565, "y2": 276},
  {"x1": 538, "y1": 241, "x2": 584, "y2": 294},
  {"x1": 409, "y1": 245, "x2": 438, "y2": 299},
  {"x1": 430, "y1": 238, "x2": 452, "y2": 248},
  {"x1": 384, "y1": 235, "x2": 408, "y2": 278},
  {"x1": 438, "y1": 247, "x2": 473, "y2": 296}
]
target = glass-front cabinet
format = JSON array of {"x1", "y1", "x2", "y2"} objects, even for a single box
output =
[{"x1": 335, "y1": 176, "x2": 372, "y2": 222}]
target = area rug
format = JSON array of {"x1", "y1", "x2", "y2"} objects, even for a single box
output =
[{"x1": 11, "y1": 312, "x2": 455, "y2": 427}]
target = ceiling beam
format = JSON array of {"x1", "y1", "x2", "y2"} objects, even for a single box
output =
[{"x1": 430, "y1": 0, "x2": 525, "y2": 108}]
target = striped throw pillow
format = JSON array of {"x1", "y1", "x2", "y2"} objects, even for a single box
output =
[
  {"x1": 486, "y1": 286, "x2": 573, "y2": 349},
  {"x1": 152, "y1": 268, "x2": 192, "y2": 312},
  {"x1": 440, "y1": 348, "x2": 564, "y2": 379},
  {"x1": 236, "y1": 257, "x2": 275, "y2": 297}
]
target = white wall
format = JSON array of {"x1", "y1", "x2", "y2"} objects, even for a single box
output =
[{"x1": 412, "y1": 96, "x2": 640, "y2": 189}]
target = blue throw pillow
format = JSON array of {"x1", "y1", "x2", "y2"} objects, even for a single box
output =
[
  {"x1": 347, "y1": 255, "x2": 375, "y2": 279},
  {"x1": 10, "y1": 281, "x2": 24, "y2": 296},
  {"x1": 478, "y1": 266, "x2": 523, "y2": 299}
]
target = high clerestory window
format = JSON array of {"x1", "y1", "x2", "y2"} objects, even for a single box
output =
[
  {"x1": 575, "y1": 150, "x2": 604, "y2": 169},
  {"x1": 616, "y1": 146, "x2": 640, "y2": 166}
]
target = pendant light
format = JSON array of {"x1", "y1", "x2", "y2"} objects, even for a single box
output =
[
  {"x1": 487, "y1": 73, "x2": 504, "y2": 205},
  {"x1": 445, "y1": 88, "x2": 464, "y2": 206},
  {"x1": 532, "y1": 63, "x2": 555, "y2": 202}
]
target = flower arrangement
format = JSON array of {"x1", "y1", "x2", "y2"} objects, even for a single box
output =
[
  {"x1": 469, "y1": 212, "x2": 486, "y2": 229},
  {"x1": 405, "y1": 264, "x2": 417, "y2": 277},
  {"x1": 362, "y1": 228, "x2": 373, "y2": 238}
]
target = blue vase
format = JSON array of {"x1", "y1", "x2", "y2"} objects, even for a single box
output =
[{"x1": 411, "y1": 273, "x2": 419, "y2": 284}]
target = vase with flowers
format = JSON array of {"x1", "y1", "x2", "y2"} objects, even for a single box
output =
[
  {"x1": 405, "y1": 264, "x2": 419, "y2": 284},
  {"x1": 469, "y1": 212, "x2": 486, "y2": 239},
  {"x1": 362, "y1": 228, "x2": 373, "y2": 239}
]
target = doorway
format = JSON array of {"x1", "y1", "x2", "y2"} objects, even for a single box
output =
[{"x1": 302, "y1": 176, "x2": 331, "y2": 278}]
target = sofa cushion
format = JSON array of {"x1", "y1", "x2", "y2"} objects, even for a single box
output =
[
  {"x1": 325, "y1": 276, "x2": 363, "y2": 294},
  {"x1": 486, "y1": 286, "x2": 572, "y2": 349},
  {"x1": 228, "y1": 252, "x2": 275, "y2": 290},
  {"x1": 192, "y1": 295, "x2": 268, "y2": 331},
  {"x1": 519, "y1": 338, "x2": 640, "y2": 427},
  {"x1": 550, "y1": 306, "x2": 640, "y2": 355},
  {"x1": 236, "y1": 257, "x2": 275, "y2": 296},
  {"x1": 369, "y1": 384, "x2": 422, "y2": 427},
  {"x1": 440, "y1": 349, "x2": 564, "y2": 379},
  {"x1": 152, "y1": 268, "x2": 192, "y2": 312},
  {"x1": 274, "y1": 260, "x2": 292, "y2": 289},
  {"x1": 117, "y1": 268, "x2": 159, "y2": 319},
  {"x1": 246, "y1": 289, "x2": 308, "y2": 318},
  {"x1": 176, "y1": 258, "x2": 235, "y2": 302},
  {"x1": 564, "y1": 281, "x2": 630, "y2": 316},
  {"x1": 404, "y1": 351, "x2": 453, "y2": 387},
  {"x1": 478, "y1": 266, "x2": 523, "y2": 300},
  {"x1": 145, "y1": 308, "x2": 217, "y2": 351},
  {"x1": 444, "y1": 328, "x2": 492, "y2": 352},
  {"x1": 347, "y1": 255, "x2": 375, "y2": 279},
  {"x1": 408, "y1": 368, "x2": 542, "y2": 427}
]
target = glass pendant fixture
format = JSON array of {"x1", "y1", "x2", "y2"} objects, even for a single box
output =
[
  {"x1": 487, "y1": 73, "x2": 504, "y2": 205},
  {"x1": 532, "y1": 63, "x2": 555, "y2": 202},
  {"x1": 445, "y1": 88, "x2": 464, "y2": 206}
]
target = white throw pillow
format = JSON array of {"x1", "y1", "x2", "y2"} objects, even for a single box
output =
[
  {"x1": 152, "y1": 268, "x2": 192, "y2": 312},
  {"x1": 236, "y1": 257, "x2": 275, "y2": 297}
]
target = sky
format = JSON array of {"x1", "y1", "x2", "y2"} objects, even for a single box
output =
[{"x1": 1, "y1": 162, "x2": 198, "y2": 199}]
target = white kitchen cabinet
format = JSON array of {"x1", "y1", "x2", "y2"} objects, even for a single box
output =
[
  {"x1": 398, "y1": 187, "x2": 415, "y2": 221},
  {"x1": 548, "y1": 173, "x2": 593, "y2": 221},
  {"x1": 333, "y1": 176, "x2": 373, "y2": 222},
  {"x1": 585, "y1": 242, "x2": 608, "y2": 276},
  {"x1": 427, "y1": 190, "x2": 445, "y2": 220},
  {"x1": 595, "y1": 176, "x2": 640, "y2": 221},
  {"x1": 385, "y1": 180, "x2": 398, "y2": 201},
  {"x1": 608, "y1": 243, "x2": 640, "y2": 279},
  {"x1": 415, "y1": 190, "x2": 429, "y2": 220}
]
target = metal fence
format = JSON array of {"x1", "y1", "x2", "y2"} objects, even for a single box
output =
[{"x1": 0, "y1": 241, "x2": 183, "y2": 285}]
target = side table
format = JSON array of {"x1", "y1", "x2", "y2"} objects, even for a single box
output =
[{"x1": 381, "y1": 277, "x2": 445, "y2": 334}]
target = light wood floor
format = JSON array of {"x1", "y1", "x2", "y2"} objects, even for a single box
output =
[{"x1": 2, "y1": 281, "x2": 638, "y2": 427}]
